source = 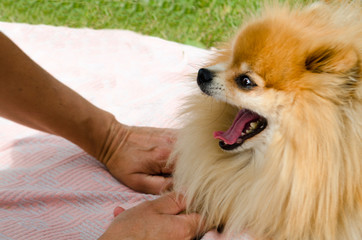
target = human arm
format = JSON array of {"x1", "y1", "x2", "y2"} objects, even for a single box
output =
[{"x1": 0, "y1": 32, "x2": 175, "y2": 194}]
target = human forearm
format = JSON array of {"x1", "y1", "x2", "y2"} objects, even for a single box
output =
[
  {"x1": 0, "y1": 32, "x2": 177, "y2": 194},
  {"x1": 0, "y1": 32, "x2": 113, "y2": 158}
]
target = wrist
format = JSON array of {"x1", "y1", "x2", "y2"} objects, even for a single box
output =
[
  {"x1": 70, "y1": 105, "x2": 121, "y2": 161},
  {"x1": 94, "y1": 113, "x2": 130, "y2": 166}
]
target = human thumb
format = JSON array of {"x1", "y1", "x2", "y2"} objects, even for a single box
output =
[{"x1": 113, "y1": 206, "x2": 125, "y2": 217}]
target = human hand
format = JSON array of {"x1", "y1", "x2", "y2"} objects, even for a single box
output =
[
  {"x1": 98, "y1": 121, "x2": 177, "y2": 194},
  {"x1": 0, "y1": 32, "x2": 172, "y2": 195},
  {"x1": 98, "y1": 192, "x2": 205, "y2": 240}
]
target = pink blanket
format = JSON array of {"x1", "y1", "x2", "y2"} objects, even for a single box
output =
[{"x1": 0, "y1": 22, "x2": 251, "y2": 240}]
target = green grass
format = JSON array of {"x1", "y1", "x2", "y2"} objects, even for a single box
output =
[{"x1": 0, "y1": 0, "x2": 312, "y2": 48}]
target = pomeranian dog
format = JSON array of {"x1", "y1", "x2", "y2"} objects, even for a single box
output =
[{"x1": 171, "y1": 1, "x2": 362, "y2": 240}]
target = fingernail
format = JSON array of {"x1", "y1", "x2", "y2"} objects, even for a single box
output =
[{"x1": 113, "y1": 206, "x2": 125, "y2": 217}]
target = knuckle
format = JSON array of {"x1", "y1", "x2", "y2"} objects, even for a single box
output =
[
  {"x1": 165, "y1": 193, "x2": 183, "y2": 210},
  {"x1": 141, "y1": 200, "x2": 153, "y2": 209},
  {"x1": 155, "y1": 148, "x2": 171, "y2": 161}
]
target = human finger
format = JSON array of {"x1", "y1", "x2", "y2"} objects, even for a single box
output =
[
  {"x1": 178, "y1": 212, "x2": 207, "y2": 240},
  {"x1": 150, "y1": 192, "x2": 187, "y2": 215},
  {"x1": 160, "y1": 177, "x2": 173, "y2": 193},
  {"x1": 131, "y1": 174, "x2": 172, "y2": 195},
  {"x1": 146, "y1": 154, "x2": 173, "y2": 175}
]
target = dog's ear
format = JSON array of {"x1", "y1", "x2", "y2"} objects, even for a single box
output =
[{"x1": 305, "y1": 45, "x2": 359, "y2": 74}]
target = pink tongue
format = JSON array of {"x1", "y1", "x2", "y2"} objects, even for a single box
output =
[{"x1": 213, "y1": 109, "x2": 258, "y2": 145}]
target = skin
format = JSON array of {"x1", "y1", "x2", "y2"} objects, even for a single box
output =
[
  {"x1": 100, "y1": 192, "x2": 205, "y2": 240},
  {"x1": 0, "y1": 32, "x2": 204, "y2": 239}
]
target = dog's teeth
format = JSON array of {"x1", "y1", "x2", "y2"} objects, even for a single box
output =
[
  {"x1": 246, "y1": 129, "x2": 252, "y2": 134},
  {"x1": 236, "y1": 138, "x2": 243, "y2": 144},
  {"x1": 241, "y1": 132, "x2": 246, "y2": 136},
  {"x1": 250, "y1": 122, "x2": 257, "y2": 129}
]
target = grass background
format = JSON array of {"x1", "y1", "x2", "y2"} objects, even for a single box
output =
[{"x1": 0, "y1": 0, "x2": 313, "y2": 48}]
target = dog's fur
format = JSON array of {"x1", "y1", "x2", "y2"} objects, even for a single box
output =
[{"x1": 171, "y1": 1, "x2": 362, "y2": 239}]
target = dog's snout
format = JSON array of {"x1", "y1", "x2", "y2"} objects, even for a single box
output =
[{"x1": 197, "y1": 68, "x2": 214, "y2": 86}]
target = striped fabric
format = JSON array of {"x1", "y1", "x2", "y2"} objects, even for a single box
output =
[{"x1": 0, "y1": 22, "x2": 251, "y2": 240}]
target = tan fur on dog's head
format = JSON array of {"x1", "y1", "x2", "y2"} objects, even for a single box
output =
[{"x1": 172, "y1": 1, "x2": 362, "y2": 240}]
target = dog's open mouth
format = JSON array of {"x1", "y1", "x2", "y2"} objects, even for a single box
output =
[{"x1": 213, "y1": 109, "x2": 267, "y2": 151}]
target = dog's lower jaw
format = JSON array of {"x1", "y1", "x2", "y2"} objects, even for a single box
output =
[{"x1": 220, "y1": 130, "x2": 271, "y2": 155}]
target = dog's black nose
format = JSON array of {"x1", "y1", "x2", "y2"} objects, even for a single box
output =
[{"x1": 197, "y1": 68, "x2": 213, "y2": 85}]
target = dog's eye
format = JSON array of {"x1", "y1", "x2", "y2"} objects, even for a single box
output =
[{"x1": 236, "y1": 74, "x2": 257, "y2": 90}]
